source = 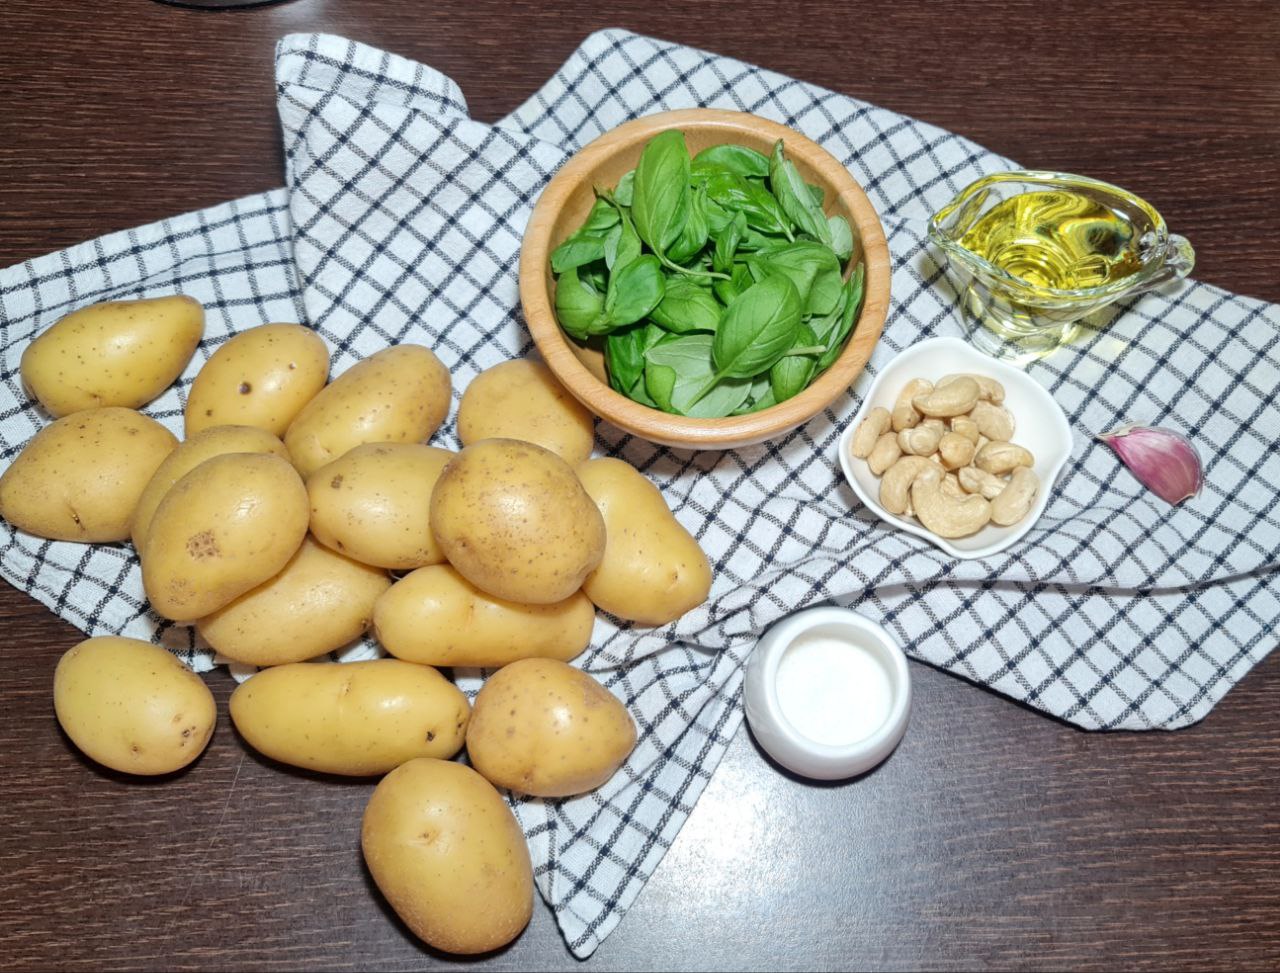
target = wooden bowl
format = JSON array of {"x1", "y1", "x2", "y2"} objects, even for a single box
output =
[{"x1": 519, "y1": 108, "x2": 891, "y2": 450}]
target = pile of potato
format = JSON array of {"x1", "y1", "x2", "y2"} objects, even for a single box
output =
[{"x1": 1, "y1": 294, "x2": 715, "y2": 955}]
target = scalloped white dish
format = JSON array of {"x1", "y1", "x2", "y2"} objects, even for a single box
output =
[{"x1": 838, "y1": 336, "x2": 1073, "y2": 560}]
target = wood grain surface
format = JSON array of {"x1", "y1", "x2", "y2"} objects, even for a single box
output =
[{"x1": 1, "y1": 1, "x2": 1278, "y2": 970}]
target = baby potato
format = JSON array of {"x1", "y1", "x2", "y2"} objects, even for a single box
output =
[
  {"x1": 307, "y1": 443, "x2": 453, "y2": 570},
  {"x1": 185, "y1": 323, "x2": 329, "y2": 438},
  {"x1": 285, "y1": 344, "x2": 451, "y2": 478},
  {"x1": 458, "y1": 359, "x2": 594, "y2": 465},
  {"x1": 197, "y1": 537, "x2": 391, "y2": 667},
  {"x1": 230, "y1": 660, "x2": 469, "y2": 776},
  {"x1": 53, "y1": 636, "x2": 215, "y2": 775},
  {"x1": 141, "y1": 452, "x2": 309, "y2": 621},
  {"x1": 21, "y1": 295, "x2": 204, "y2": 417},
  {"x1": 466, "y1": 658, "x2": 636, "y2": 798},
  {"x1": 0, "y1": 407, "x2": 177, "y2": 542},
  {"x1": 362, "y1": 758, "x2": 533, "y2": 954},
  {"x1": 373, "y1": 564, "x2": 594, "y2": 668},
  {"x1": 576, "y1": 458, "x2": 712, "y2": 626},
  {"x1": 131, "y1": 424, "x2": 290, "y2": 552},
  {"x1": 430, "y1": 438, "x2": 605, "y2": 605}
]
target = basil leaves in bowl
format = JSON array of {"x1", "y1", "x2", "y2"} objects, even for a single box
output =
[{"x1": 519, "y1": 109, "x2": 890, "y2": 451}]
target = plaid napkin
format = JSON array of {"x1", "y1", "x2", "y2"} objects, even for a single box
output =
[{"x1": 2, "y1": 29, "x2": 1278, "y2": 957}]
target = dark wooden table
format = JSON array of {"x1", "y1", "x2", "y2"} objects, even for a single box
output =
[{"x1": 2, "y1": 1, "x2": 1278, "y2": 970}]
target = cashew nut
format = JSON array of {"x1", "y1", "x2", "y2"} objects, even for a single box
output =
[
  {"x1": 892, "y1": 378, "x2": 932, "y2": 432},
  {"x1": 950, "y1": 415, "x2": 979, "y2": 445},
  {"x1": 975, "y1": 440, "x2": 1035, "y2": 475},
  {"x1": 970, "y1": 400, "x2": 1015, "y2": 442},
  {"x1": 898, "y1": 424, "x2": 944, "y2": 456},
  {"x1": 958, "y1": 465, "x2": 1007, "y2": 500},
  {"x1": 990, "y1": 466, "x2": 1040, "y2": 526},
  {"x1": 941, "y1": 472, "x2": 966, "y2": 498},
  {"x1": 850, "y1": 406, "x2": 891, "y2": 458},
  {"x1": 976, "y1": 434, "x2": 991, "y2": 451},
  {"x1": 910, "y1": 465, "x2": 992, "y2": 538},
  {"x1": 867, "y1": 432, "x2": 903, "y2": 475},
  {"x1": 939, "y1": 372, "x2": 1005, "y2": 404},
  {"x1": 912, "y1": 376, "x2": 980, "y2": 418},
  {"x1": 937, "y1": 431, "x2": 976, "y2": 470},
  {"x1": 921, "y1": 417, "x2": 946, "y2": 433},
  {"x1": 878, "y1": 455, "x2": 936, "y2": 515}
]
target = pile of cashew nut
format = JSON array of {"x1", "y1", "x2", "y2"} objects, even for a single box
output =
[{"x1": 850, "y1": 374, "x2": 1040, "y2": 539}]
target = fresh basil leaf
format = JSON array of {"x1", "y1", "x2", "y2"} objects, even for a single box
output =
[
  {"x1": 631, "y1": 130, "x2": 690, "y2": 256},
  {"x1": 554, "y1": 267, "x2": 604, "y2": 340},
  {"x1": 816, "y1": 264, "x2": 865, "y2": 371},
  {"x1": 712, "y1": 274, "x2": 803, "y2": 379},
  {"x1": 713, "y1": 210, "x2": 747, "y2": 275},
  {"x1": 713, "y1": 262, "x2": 752, "y2": 306},
  {"x1": 667, "y1": 187, "x2": 711, "y2": 265},
  {"x1": 603, "y1": 254, "x2": 664, "y2": 326},
  {"x1": 769, "y1": 140, "x2": 831, "y2": 247},
  {"x1": 699, "y1": 192, "x2": 733, "y2": 234},
  {"x1": 809, "y1": 283, "x2": 849, "y2": 344},
  {"x1": 703, "y1": 171, "x2": 791, "y2": 238},
  {"x1": 605, "y1": 322, "x2": 665, "y2": 394},
  {"x1": 645, "y1": 362, "x2": 677, "y2": 412},
  {"x1": 551, "y1": 233, "x2": 607, "y2": 274},
  {"x1": 808, "y1": 263, "x2": 845, "y2": 316},
  {"x1": 650, "y1": 277, "x2": 722, "y2": 334},
  {"x1": 808, "y1": 183, "x2": 825, "y2": 206},
  {"x1": 603, "y1": 209, "x2": 642, "y2": 271},
  {"x1": 747, "y1": 241, "x2": 838, "y2": 308},
  {"x1": 614, "y1": 169, "x2": 636, "y2": 207},
  {"x1": 732, "y1": 373, "x2": 774, "y2": 415},
  {"x1": 691, "y1": 144, "x2": 771, "y2": 178},
  {"x1": 644, "y1": 334, "x2": 753, "y2": 417},
  {"x1": 747, "y1": 387, "x2": 778, "y2": 413},
  {"x1": 827, "y1": 214, "x2": 854, "y2": 262},
  {"x1": 769, "y1": 324, "x2": 821, "y2": 403},
  {"x1": 581, "y1": 198, "x2": 621, "y2": 234},
  {"x1": 580, "y1": 264, "x2": 609, "y2": 293}
]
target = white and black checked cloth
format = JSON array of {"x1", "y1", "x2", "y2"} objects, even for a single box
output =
[{"x1": 2, "y1": 31, "x2": 1278, "y2": 957}]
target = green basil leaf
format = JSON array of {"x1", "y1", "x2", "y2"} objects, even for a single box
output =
[
  {"x1": 713, "y1": 262, "x2": 752, "y2": 306},
  {"x1": 603, "y1": 209, "x2": 642, "y2": 270},
  {"x1": 808, "y1": 263, "x2": 845, "y2": 317},
  {"x1": 691, "y1": 144, "x2": 771, "y2": 178},
  {"x1": 551, "y1": 233, "x2": 607, "y2": 274},
  {"x1": 603, "y1": 254, "x2": 665, "y2": 326},
  {"x1": 747, "y1": 241, "x2": 839, "y2": 308},
  {"x1": 713, "y1": 210, "x2": 747, "y2": 275},
  {"x1": 667, "y1": 187, "x2": 711, "y2": 265},
  {"x1": 581, "y1": 198, "x2": 621, "y2": 234},
  {"x1": 809, "y1": 283, "x2": 849, "y2": 344},
  {"x1": 605, "y1": 325, "x2": 645, "y2": 393},
  {"x1": 554, "y1": 267, "x2": 605, "y2": 340},
  {"x1": 699, "y1": 192, "x2": 733, "y2": 235},
  {"x1": 614, "y1": 169, "x2": 636, "y2": 206},
  {"x1": 732, "y1": 373, "x2": 774, "y2": 415},
  {"x1": 827, "y1": 215, "x2": 854, "y2": 262},
  {"x1": 644, "y1": 334, "x2": 753, "y2": 417},
  {"x1": 703, "y1": 171, "x2": 791, "y2": 237},
  {"x1": 808, "y1": 183, "x2": 826, "y2": 207},
  {"x1": 650, "y1": 277, "x2": 722, "y2": 334},
  {"x1": 769, "y1": 140, "x2": 831, "y2": 246},
  {"x1": 712, "y1": 274, "x2": 803, "y2": 378},
  {"x1": 644, "y1": 362, "x2": 677, "y2": 412},
  {"x1": 769, "y1": 324, "x2": 821, "y2": 403},
  {"x1": 747, "y1": 387, "x2": 778, "y2": 413},
  {"x1": 631, "y1": 130, "x2": 690, "y2": 256},
  {"x1": 816, "y1": 264, "x2": 865, "y2": 371}
]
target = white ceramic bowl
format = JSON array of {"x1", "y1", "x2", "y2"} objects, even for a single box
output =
[
  {"x1": 744, "y1": 606, "x2": 911, "y2": 781},
  {"x1": 837, "y1": 336, "x2": 1073, "y2": 560}
]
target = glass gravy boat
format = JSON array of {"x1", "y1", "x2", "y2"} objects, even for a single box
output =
[{"x1": 928, "y1": 171, "x2": 1194, "y2": 360}]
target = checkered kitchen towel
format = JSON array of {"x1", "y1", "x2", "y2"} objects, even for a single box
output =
[{"x1": 3, "y1": 30, "x2": 1279, "y2": 956}]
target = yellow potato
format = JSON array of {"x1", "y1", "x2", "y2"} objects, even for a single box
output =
[
  {"x1": 131, "y1": 424, "x2": 290, "y2": 551},
  {"x1": 362, "y1": 758, "x2": 533, "y2": 954},
  {"x1": 285, "y1": 344, "x2": 451, "y2": 478},
  {"x1": 458, "y1": 359, "x2": 594, "y2": 464},
  {"x1": 21, "y1": 295, "x2": 204, "y2": 417},
  {"x1": 307, "y1": 443, "x2": 453, "y2": 570},
  {"x1": 230, "y1": 660, "x2": 469, "y2": 776},
  {"x1": 197, "y1": 537, "x2": 391, "y2": 667},
  {"x1": 141, "y1": 452, "x2": 309, "y2": 621},
  {"x1": 0, "y1": 407, "x2": 177, "y2": 542},
  {"x1": 466, "y1": 658, "x2": 636, "y2": 798},
  {"x1": 373, "y1": 564, "x2": 594, "y2": 668},
  {"x1": 185, "y1": 323, "x2": 330, "y2": 438},
  {"x1": 53, "y1": 636, "x2": 215, "y2": 775},
  {"x1": 430, "y1": 438, "x2": 605, "y2": 605},
  {"x1": 576, "y1": 457, "x2": 712, "y2": 626}
]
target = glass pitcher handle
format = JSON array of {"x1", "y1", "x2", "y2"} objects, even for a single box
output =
[{"x1": 1133, "y1": 233, "x2": 1196, "y2": 293}]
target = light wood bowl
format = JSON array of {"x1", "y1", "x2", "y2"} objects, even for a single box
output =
[{"x1": 519, "y1": 108, "x2": 891, "y2": 450}]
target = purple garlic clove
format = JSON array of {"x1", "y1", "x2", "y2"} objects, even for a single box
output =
[{"x1": 1096, "y1": 423, "x2": 1204, "y2": 505}]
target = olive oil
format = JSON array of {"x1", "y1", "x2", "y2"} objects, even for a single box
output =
[{"x1": 957, "y1": 190, "x2": 1145, "y2": 291}]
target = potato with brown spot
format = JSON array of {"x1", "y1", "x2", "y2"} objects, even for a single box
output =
[
  {"x1": 307, "y1": 442, "x2": 454, "y2": 570},
  {"x1": 458, "y1": 359, "x2": 595, "y2": 465},
  {"x1": 361, "y1": 758, "x2": 534, "y2": 954},
  {"x1": 466, "y1": 658, "x2": 637, "y2": 798},
  {"x1": 230, "y1": 659, "x2": 468, "y2": 776},
  {"x1": 429, "y1": 438, "x2": 605, "y2": 605},
  {"x1": 21, "y1": 295, "x2": 204, "y2": 417},
  {"x1": 53, "y1": 636, "x2": 215, "y2": 775},
  {"x1": 141, "y1": 452, "x2": 309, "y2": 620},
  {"x1": 285, "y1": 344, "x2": 451, "y2": 477},
  {"x1": 198, "y1": 537, "x2": 391, "y2": 667},
  {"x1": 185, "y1": 323, "x2": 329, "y2": 437},
  {"x1": 0, "y1": 407, "x2": 177, "y2": 542},
  {"x1": 373, "y1": 564, "x2": 594, "y2": 668}
]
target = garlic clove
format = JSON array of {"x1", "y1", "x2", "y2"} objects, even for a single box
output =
[{"x1": 1096, "y1": 423, "x2": 1204, "y2": 505}]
